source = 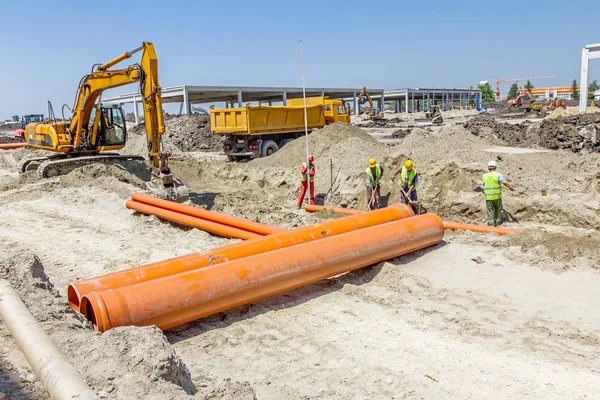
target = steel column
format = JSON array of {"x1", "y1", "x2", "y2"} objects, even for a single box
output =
[
  {"x1": 283, "y1": 90, "x2": 288, "y2": 106},
  {"x1": 238, "y1": 90, "x2": 243, "y2": 107}
]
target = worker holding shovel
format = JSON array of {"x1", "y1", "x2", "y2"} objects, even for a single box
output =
[
  {"x1": 297, "y1": 155, "x2": 316, "y2": 209},
  {"x1": 393, "y1": 159, "x2": 419, "y2": 214},
  {"x1": 365, "y1": 158, "x2": 383, "y2": 210}
]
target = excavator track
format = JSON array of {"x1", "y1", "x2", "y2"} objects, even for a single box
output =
[
  {"x1": 36, "y1": 154, "x2": 145, "y2": 178},
  {"x1": 18, "y1": 155, "x2": 65, "y2": 174}
]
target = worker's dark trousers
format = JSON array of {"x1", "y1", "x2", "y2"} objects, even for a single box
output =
[
  {"x1": 298, "y1": 181, "x2": 315, "y2": 208},
  {"x1": 486, "y1": 198, "x2": 502, "y2": 226},
  {"x1": 366, "y1": 184, "x2": 381, "y2": 210},
  {"x1": 400, "y1": 189, "x2": 418, "y2": 214}
]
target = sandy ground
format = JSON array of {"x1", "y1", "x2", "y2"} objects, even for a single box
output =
[{"x1": 0, "y1": 109, "x2": 599, "y2": 399}]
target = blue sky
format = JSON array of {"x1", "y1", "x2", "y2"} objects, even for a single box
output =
[{"x1": 1, "y1": 0, "x2": 598, "y2": 118}]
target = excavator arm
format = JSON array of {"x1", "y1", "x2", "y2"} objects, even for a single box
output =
[
  {"x1": 60, "y1": 42, "x2": 188, "y2": 201},
  {"x1": 358, "y1": 87, "x2": 374, "y2": 115},
  {"x1": 69, "y1": 43, "x2": 166, "y2": 170}
]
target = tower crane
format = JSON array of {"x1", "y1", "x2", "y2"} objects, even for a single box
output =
[{"x1": 486, "y1": 75, "x2": 556, "y2": 101}]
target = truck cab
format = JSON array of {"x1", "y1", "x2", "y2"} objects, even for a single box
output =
[{"x1": 286, "y1": 96, "x2": 350, "y2": 124}]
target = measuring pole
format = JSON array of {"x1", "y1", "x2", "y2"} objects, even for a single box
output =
[{"x1": 300, "y1": 40, "x2": 312, "y2": 204}]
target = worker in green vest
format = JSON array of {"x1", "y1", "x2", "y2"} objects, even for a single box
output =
[
  {"x1": 365, "y1": 158, "x2": 384, "y2": 210},
  {"x1": 393, "y1": 159, "x2": 419, "y2": 214},
  {"x1": 482, "y1": 161, "x2": 514, "y2": 226}
]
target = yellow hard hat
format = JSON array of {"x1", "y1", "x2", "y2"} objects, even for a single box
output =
[
  {"x1": 404, "y1": 159, "x2": 413, "y2": 170},
  {"x1": 369, "y1": 158, "x2": 376, "y2": 167}
]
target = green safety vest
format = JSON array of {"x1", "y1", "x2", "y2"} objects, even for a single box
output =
[
  {"x1": 400, "y1": 166, "x2": 417, "y2": 187},
  {"x1": 366, "y1": 165, "x2": 382, "y2": 186},
  {"x1": 482, "y1": 171, "x2": 502, "y2": 200},
  {"x1": 301, "y1": 162, "x2": 315, "y2": 183}
]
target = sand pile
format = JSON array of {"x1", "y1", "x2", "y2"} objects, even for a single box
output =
[
  {"x1": 253, "y1": 123, "x2": 388, "y2": 170},
  {"x1": 123, "y1": 114, "x2": 222, "y2": 157}
]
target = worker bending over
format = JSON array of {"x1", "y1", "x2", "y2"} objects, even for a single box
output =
[
  {"x1": 393, "y1": 159, "x2": 418, "y2": 214},
  {"x1": 365, "y1": 158, "x2": 383, "y2": 210},
  {"x1": 297, "y1": 155, "x2": 316, "y2": 209},
  {"x1": 482, "y1": 161, "x2": 514, "y2": 226}
]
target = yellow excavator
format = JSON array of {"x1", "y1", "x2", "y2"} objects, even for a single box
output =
[
  {"x1": 20, "y1": 42, "x2": 189, "y2": 202},
  {"x1": 357, "y1": 87, "x2": 384, "y2": 120}
]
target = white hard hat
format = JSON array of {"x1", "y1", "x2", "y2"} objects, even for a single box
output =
[{"x1": 488, "y1": 161, "x2": 497, "y2": 168}]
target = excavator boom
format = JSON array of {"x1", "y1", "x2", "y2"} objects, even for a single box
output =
[{"x1": 22, "y1": 42, "x2": 188, "y2": 202}]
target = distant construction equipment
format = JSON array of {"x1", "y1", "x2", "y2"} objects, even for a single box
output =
[{"x1": 486, "y1": 75, "x2": 556, "y2": 101}]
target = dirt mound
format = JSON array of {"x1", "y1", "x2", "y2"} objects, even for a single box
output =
[
  {"x1": 463, "y1": 114, "x2": 529, "y2": 144},
  {"x1": 124, "y1": 114, "x2": 222, "y2": 156},
  {"x1": 530, "y1": 112, "x2": 600, "y2": 152},
  {"x1": 386, "y1": 128, "x2": 412, "y2": 139},
  {"x1": 253, "y1": 123, "x2": 388, "y2": 170},
  {"x1": 357, "y1": 117, "x2": 405, "y2": 128},
  {"x1": 0, "y1": 136, "x2": 23, "y2": 144},
  {"x1": 164, "y1": 114, "x2": 221, "y2": 152}
]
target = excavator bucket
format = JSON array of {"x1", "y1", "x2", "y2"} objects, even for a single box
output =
[{"x1": 145, "y1": 175, "x2": 190, "y2": 203}]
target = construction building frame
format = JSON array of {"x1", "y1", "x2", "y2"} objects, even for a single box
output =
[{"x1": 580, "y1": 43, "x2": 600, "y2": 112}]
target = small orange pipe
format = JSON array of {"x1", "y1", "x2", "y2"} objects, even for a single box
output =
[
  {"x1": 80, "y1": 214, "x2": 443, "y2": 332},
  {"x1": 69, "y1": 204, "x2": 414, "y2": 313},
  {"x1": 443, "y1": 221, "x2": 519, "y2": 235},
  {"x1": 131, "y1": 193, "x2": 284, "y2": 236},
  {"x1": 305, "y1": 204, "x2": 364, "y2": 215},
  {"x1": 126, "y1": 200, "x2": 261, "y2": 240},
  {"x1": 0, "y1": 142, "x2": 27, "y2": 150}
]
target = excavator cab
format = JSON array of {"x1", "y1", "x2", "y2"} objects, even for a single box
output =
[{"x1": 90, "y1": 105, "x2": 126, "y2": 147}]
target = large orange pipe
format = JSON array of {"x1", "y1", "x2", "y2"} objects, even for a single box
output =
[
  {"x1": 80, "y1": 214, "x2": 443, "y2": 332},
  {"x1": 442, "y1": 221, "x2": 519, "y2": 235},
  {"x1": 131, "y1": 193, "x2": 284, "y2": 236},
  {"x1": 126, "y1": 200, "x2": 261, "y2": 240},
  {"x1": 0, "y1": 142, "x2": 27, "y2": 150},
  {"x1": 68, "y1": 204, "x2": 414, "y2": 313}
]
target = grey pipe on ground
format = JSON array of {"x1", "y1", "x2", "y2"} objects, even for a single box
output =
[{"x1": 0, "y1": 279, "x2": 98, "y2": 400}]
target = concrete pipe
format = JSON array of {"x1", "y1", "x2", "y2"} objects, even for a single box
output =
[
  {"x1": 131, "y1": 193, "x2": 285, "y2": 236},
  {"x1": 126, "y1": 200, "x2": 262, "y2": 240},
  {"x1": 69, "y1": 204, "x2": 414, "y2": 313},
  {"x1": 0, "y1": 142, "x2": 27, "y2": 150},
  {"x1": 0, "y1": 280, "x2": 98, "y2": 400},
  {"x1": 80, "y1": 214, "x2": 443, "y2": 332},
  {"x1": 442, "y1": 221, "x2": 519, "y2": 235}
]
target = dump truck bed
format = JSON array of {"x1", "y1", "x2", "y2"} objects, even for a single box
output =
[{"x1": 211, "y1": 104, "x2": 326, "y2": 136}]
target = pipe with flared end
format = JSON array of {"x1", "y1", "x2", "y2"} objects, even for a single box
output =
[
  {"x1": 80, "y1": 214, "x2": 443, "y2": 332},
  {"x1": 69, "y1": 204, "x2": 414, "y2": 313},
  {"x1": 0, "y1": 280, "x2": 98, "y2": 400},
  {"x1": 131, "y1": 193, "x2": 285, "y2": 236},
  {"x1": 126, "y1": 200, "x2": 262, "y2": 240},
  {"x1": 442, "y1": 221, "x2": 519, "y2": 235},
  {"x1": 0, "y1": 142, "x2": 27, "y2": 150}
]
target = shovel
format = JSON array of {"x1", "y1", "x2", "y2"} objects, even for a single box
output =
[{"x1": 391, "y1": 178, "x2": 428, "y2": 214}]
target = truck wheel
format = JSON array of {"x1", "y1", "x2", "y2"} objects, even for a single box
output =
[
  {"x1": 277, "y1": 138, "x2": 293, "y2": 148},
  {"x1": 261, "y1": 140, "x2": 279, "y2": 157},
  {"x1": 227, "y1": 155, "x2": 238, "y2": 162}
]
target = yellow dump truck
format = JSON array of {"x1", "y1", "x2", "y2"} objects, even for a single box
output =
[{"x1": 210, "y1": 96, "x2": 350, "y2": 160}]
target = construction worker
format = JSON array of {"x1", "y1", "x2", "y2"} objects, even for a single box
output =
[
  {"x1": 482, "y1": 161, "x2": 514, "y2": 226},
  {"x1": 297, "y1": 155, "x2": 315, "y2": 209},
  {"x1": 393, "y1": 159, "x2": 419, "y2": 214},
  {"x1": 365, "y1": 158, "x2": 383, "y2": 210}
]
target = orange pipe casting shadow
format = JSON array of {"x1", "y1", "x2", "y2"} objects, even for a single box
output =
[
  {"x1": 126, "y1": 200, "x2": 261, "y2": 240},
  {"x1": 131, "y1": 193, "x2": 284, "y2": 236},
  {"x1": 80, "y1": 214, "x2": 443, "y2": 332},
  {"x1": 443, "y1": 221, "x2": 519, "y2": 235},
  {"x1": 69, "y1": 204, "x2": 414, "y2": 314},
  {"x1": 0, "y1": 142, "x2": 27, "y2": 150}
]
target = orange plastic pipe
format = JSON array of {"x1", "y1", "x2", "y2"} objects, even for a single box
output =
[
  {"x1": 0, "y1": 142, "x2": 27, "y2": 150},
  {"x1": 304, "y1": 204, "x2": 363, "y2": 215},
  {"x1": 131, "y1": 193, "x2": 284, "y2": 236},
  {"x1": 443, "y1": 221, "x2": 519, "y2": 235},
  {"x1": 69, "y1": 204, "x2": 414, "y2": 313},
  {"x1": 126, "y1": 200, "x2": 261, "y2": 240},
  {"x1": 80, "y1": 214, "x2": 443, "y2": 332}
]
